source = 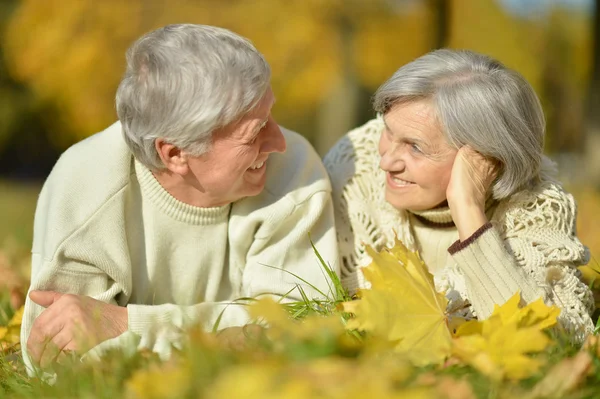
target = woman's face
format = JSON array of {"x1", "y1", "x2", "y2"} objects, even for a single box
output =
[{"x1": 378, "y1": 100, "x2": 457, "y2": 212}]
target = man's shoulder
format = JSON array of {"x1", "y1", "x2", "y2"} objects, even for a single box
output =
[
  {"x1": 260, "y1": 127, "x2": 332, "y2": 205},
  {"x1": 33, "y1": 122, "x2": 134, "y2": 254},
  {"x1": 43, "y1": 121, "x2": 133, "y2": 209},
  {"x1": 51, "y1": 122, "x2": 130, "y2": 176}
]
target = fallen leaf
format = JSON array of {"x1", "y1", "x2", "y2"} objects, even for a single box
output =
[
  {"x1": 529, "y1": 351, "x2": 594, "y2": 398},
  {"x1": 452, "y1": 293, "x2": 559, "y2": 381},
  {"x1": 10, "y1": 287, "x2": 25, "y2": 310},
  {"x1": 436, "y1": 377, "x2": 476, "y2": 399},
  {"x1": 0, "y1": 306, "x2": 24, "y2": 353},
  {"x1": 582, "y1": 334, "x2": 600, "y2": 357},
  {"x1": 341, "y1": 239, "x2": 451, "y2": 366},
  {"x1": 126, "y1": 361, "x2": 190, "y2": 399}
]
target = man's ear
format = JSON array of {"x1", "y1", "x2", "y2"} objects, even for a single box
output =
[{"x1": 155, "y1": 139, "x2": 189, "y2": 175}]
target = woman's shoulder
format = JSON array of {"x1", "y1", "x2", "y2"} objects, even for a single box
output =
[
  {"x1": 493, "y1": 177, "x2": 578, "y2": 233},
  {"x1": 323, "y1": 118, "x2": 385, "y2": 193}
]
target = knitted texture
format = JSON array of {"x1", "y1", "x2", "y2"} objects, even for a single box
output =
[
  {"x1": 22, "y1": 122, "x2": 339, "y2": 373},
  {"x1": 324, "y1": 118, "x2": 594, "y2": 342}
]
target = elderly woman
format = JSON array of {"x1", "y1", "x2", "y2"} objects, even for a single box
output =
[
  {"x1": 324, "y1": 49, "x2": 594, "y2": 340},
  {"x1": 22, "y1": 24, "x2": 338, "y2": 371}
]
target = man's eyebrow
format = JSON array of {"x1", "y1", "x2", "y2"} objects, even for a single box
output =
[
  {"x1": 249, "y1": 116, "x2": 269, "y2": 138},
  {"x1": 253, "y1": 96, "x2": 276, "y2": 132}
]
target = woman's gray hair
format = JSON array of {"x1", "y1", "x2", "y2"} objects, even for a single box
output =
[
  {"x1": 116, "y1": 24, "x2": 271, "y2": 170},
  {"x1": 373, "y1": 49, "x2": 552, "y2": 199}
]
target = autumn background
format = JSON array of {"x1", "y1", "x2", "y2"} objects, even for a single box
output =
[{"x1": 2, "y1": 0, "x2": 600, "y2": 397}]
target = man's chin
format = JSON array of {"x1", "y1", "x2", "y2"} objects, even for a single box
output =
[{"x1": 237, "y1": 184, "x2": 266, "y2": 201}]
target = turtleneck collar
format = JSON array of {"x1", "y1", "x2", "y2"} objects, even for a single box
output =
[
  {"x1": 408, "y1": 198, "x2": 498, "y2": 228},
  {"x1": 134, "y1": 159, "x2": 231, "y2": 225},
  {"x1": 409, "y1": 205, "x2": 455, "y2": 227}
]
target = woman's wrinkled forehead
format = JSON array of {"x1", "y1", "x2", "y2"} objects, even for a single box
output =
[{"x1": 384, "y1": 101, "x2": 446, "y2": 144}]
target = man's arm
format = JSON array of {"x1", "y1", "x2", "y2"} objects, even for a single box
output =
[
  {"x1": 22, "y1": 178, "x2": 133, "y2": 373},
  {"x1": 26, "y1": 290, "x2": 127, "y2": 368},
  {"x1": 21, "y1": 254, "x2": 128, "y2": 372}
]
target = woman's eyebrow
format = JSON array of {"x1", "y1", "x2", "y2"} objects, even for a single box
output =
[{"x1": 383, "y1": 120, "x2": 429, "y2": 148}]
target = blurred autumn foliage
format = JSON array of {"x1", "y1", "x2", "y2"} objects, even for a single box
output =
[
  {"x1": 2, "y1": 4, "x2": 600, "y2": 396},
  {"x1": 1, "y1": 0, "x2": 600, "y2": 262},
  {"x1": 0, "y1": 0, "x2": 596, "y2": 168}
]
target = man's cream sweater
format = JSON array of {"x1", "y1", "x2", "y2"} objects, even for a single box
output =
[
  {"x1": 324, "y1": 118, "x2": 595, "y2": 342},
  {"x1": 22, "y1": 122, "x2": 339, "y2": 369}
]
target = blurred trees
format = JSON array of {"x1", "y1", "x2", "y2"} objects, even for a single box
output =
[
  {"x1": 2, "y1": 0, "x2": 431, "y2": 155},
  {"x1": 0, "y1": 0, "x2": 61, "y2": 179},
  {"x1": 586, "y1": 0, "x2": 600, "y2": 186},
  {"x1": 0, "y1": 0, "x2": 596, "y2": 176}
]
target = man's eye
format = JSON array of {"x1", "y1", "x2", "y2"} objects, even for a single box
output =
[{"x1": 411, "y1": 143, "x2": 422, "y2": 153}]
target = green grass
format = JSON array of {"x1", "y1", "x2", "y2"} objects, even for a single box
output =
[
  {"x1": 0, "y1": 317, "x2": 597, "y2": 399},
  {"x1": 1, "y1": 187, "x2": 600, "y2": 398}
]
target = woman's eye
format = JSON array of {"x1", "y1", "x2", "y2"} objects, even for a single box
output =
[{"x1": 411, "y1": 143, "x2": 422, "y2": 153}]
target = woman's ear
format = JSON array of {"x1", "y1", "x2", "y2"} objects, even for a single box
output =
[
  {"x1": 492, "y1": 158, "x2": 503, "y2": 179},
  {"x1": 155, "y1": 139, "x2": 189, "y2": 175}
]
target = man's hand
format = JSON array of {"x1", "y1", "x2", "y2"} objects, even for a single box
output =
[
  {"x1": 446, "y1": 146, "x2": 499, "y2": 240},
  {"x1": 215, "y1": 324, "x2": 265, "y2": 350},
  {"x1": 27, "y1": 291, "x2": 128, "y2": 368}
]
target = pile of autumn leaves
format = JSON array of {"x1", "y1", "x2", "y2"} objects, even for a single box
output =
[
  {"x1": 2, "y1": 241, "x2": 599, "y2": 398},
  {"x1": 126, "y1": 241, "x2": 599, "y2": 398}
]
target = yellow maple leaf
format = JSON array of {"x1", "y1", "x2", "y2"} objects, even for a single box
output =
[
  {"x1": 452, "y1": 292, "x2": 559, "y2": 381},
  {"x1": 341, "y1": 239, "x2": 452, "y2": 366},
  {"x1": 0, "y1": 305, "x2": 24, "y2": 352}
]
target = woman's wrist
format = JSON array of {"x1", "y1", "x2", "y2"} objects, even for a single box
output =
[{"x1": 449, "y1": 200, "x2": 488, "y2": 241}]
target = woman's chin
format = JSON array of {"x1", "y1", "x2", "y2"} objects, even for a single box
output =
[{"x1": 385, "y1": 192, "x2": 443, "y2": 212}]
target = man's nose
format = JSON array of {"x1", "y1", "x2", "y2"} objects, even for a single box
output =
[{"x1": 262, "y1": 119, "x2": 286, "y2": 154}]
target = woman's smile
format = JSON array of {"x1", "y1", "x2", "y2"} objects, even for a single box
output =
[{"x1": 386, "y1": 172, "x2": 415, "y2": 188}]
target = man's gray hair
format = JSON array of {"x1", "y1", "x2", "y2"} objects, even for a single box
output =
[
  {"x1": 373, "y1": 49, "x2": 551, "y2": 199},
  {"x1": 116, "y1": 24, "x2": 271, "y2": 170}
]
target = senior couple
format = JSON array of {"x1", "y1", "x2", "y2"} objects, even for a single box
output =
[{"x1": 22, "y1": 24, "x2": 595, "y2": 371}]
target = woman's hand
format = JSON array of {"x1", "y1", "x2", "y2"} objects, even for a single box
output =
[{"x1": 446, "y1": 146, "x2": 499, "y2": 241}]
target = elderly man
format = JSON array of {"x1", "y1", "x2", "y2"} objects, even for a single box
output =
[{"x1": 22, "y1": 24, "x2": 339, "y2": 371}]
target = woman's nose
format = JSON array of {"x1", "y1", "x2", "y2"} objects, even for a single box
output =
[{"x1": 379, "y1": 145, "x2": 405, "y2": 172}]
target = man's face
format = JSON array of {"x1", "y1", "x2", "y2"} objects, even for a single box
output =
[{"x1": 184, "y1": 87, "x2": 287, "y2": 206}]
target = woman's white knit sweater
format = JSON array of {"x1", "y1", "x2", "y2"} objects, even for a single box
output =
[{"x1": 324, "y1": 118, "x2": 594, "y2": 341}]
